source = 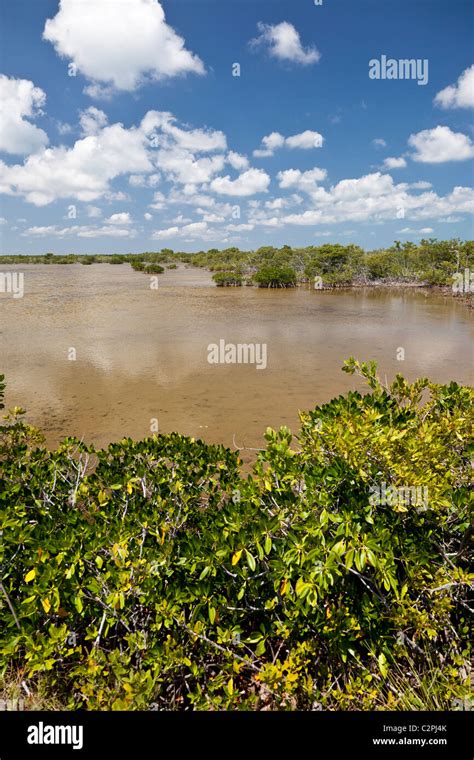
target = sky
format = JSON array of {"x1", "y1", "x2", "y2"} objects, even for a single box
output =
[{"x1": 0, "y1": 0, "x2": 473, "y2": 254}]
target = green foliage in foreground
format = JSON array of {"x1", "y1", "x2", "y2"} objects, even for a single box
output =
[{"x1": 0, "y1": 362, "x2": 472, "y2": 710}]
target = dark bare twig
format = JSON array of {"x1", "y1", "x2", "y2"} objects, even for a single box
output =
[{"x1": 0, "y1": 580, "x2": 21, "y2": 630}]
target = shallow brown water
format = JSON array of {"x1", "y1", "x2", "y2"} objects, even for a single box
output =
[{"x1": 0, "y1": 264, "x2": 472, "y2": 461}]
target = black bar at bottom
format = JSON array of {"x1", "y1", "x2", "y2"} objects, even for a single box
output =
[{"x1": 0, "y1": 710, "x2": 471, "y2": 758}]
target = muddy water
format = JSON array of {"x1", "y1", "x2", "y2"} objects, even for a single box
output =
[{"x1": 0, "y1": 264, "x2": 472, "y2": 461}]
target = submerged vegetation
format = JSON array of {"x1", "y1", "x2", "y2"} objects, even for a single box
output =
[
  {"x1": 0, "y1": 239, "x2": 472, "y2": 293},
  {"x1": 0, "y1": 361, "x2": 472, "y2": 711}
]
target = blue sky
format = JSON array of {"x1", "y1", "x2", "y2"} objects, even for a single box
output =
[{"x1": 0, "y1": 0, "x2": 473, "y2": 254}]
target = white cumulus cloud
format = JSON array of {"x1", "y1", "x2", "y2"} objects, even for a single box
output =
[
  {"x1": 0, "y1": 109, "x2": 233, "y2": 206},
  {"x1": 408, "y1": 126, "x2": 474, "y2": 163},
  {"x1": 43, "y1": 0, "x2": 205, "y2": 94},
  {"x1": 141, "y1": 111, "x2": 226, "y2": 152},
  {"x1": 286, "y1": 130, "x2": 324, "y2": 149},
  {"x1": 277, "y1": 168, "x2": 327, "y2": 192},
  {"x1": 152, "y1": 221, "x2": 216, "y2": 240},
  {"x1": 248, "y1": 171, "x2": 474, "y2": 229},
  {"x1": 226, "y1": 151, "x2": 249, "y2": 170},
  {"x1": 23, "y1": 224, "x2": 136, "y2": 238},
  {"x1": 250, "y1": 21, "x2": 320, "y2": 66},
  {"x1": 87, "y1": 206, "x2": 102, "y2": 218},
  {"x1": 0, "y1": 75, "x2": 49, "y2": 155},
  {"x1": 0, "y1": 121, "x2": 152, "y2": 206},
  {"x1": 434, "y1": 65, "x2": 474, "y2": 109},
  {"x1": 254, "y1": 130, "x2": 323, "y2": 157},
  {"x1": 398, "y1": 227, "x2": 434, "y2": 235},
  {"x1": 382, "y1": 156, "x2": 407, "y2": 169},
  {"x1": 79, "y1": 106, "x2": 108, "y2": 136},
  {"x1": 156, "y1": 148, "x2": 226, "y2": 185},
  {"x1": 210, "y1": 168, "x2": 270, "y2": 196},
  {"x1": 253, "y1": 132, "x2": 285, "y2": 158},
  {"x1": 106, "y1": 212, "x2": 132, "y2": 224}
]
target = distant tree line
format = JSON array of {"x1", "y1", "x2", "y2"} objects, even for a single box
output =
[
  {"x1": 0, "y1": 239, "x2": 472, "y2": 291},
  {"x1": 204, "y1": 239, "x2": 473, "y2": 288}
]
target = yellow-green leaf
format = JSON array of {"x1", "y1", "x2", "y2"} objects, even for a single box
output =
[
  {"x1": 41, "y1": 597, "x2": 51, "y2": 613},
  {"x1": 232, "y1": 550, "x2": 243, "y2": 566},
  {"x1": 378, "y1": 653, "x2": 388, "y2": 678}
]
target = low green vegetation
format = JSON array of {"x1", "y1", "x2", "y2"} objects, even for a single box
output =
[
  {"x1": 0, "y1": 362, "x2": 471, "y2": 710},
  {"x1": 212, "y1": 271, "x2": 244, "y2": 287},
  {"x1": 131, "y1": 261, "x2": 165, "y2": 274},
  {"x1": 0, "y1": 239, "x2": 472, "y2": 292},
  {"x1": 0, "y1": 251, "x2": 172, "y2": 267},
  {"x1": 192, "y1": 239, "x2": 472, "y2": 289},
  {"x1": 253, "y1": 264, "x2": 297, "y2": 288}
]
